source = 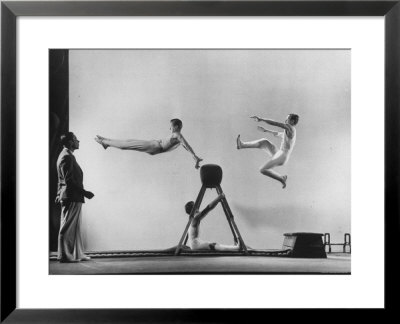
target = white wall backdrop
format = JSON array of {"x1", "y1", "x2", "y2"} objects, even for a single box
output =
[{"x1": 69, "y1": 49, "x2": 350, "y2": 251}]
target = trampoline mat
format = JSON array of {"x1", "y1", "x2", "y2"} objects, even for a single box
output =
[{"x1": 49, "y1": 247, "x2": 292, "y2": 260}]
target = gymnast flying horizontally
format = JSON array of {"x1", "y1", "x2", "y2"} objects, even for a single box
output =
[
  {"x1": 185, "y1": 193, "x2": 241, "y2": 251},
  {"x1": 95, "y1": 118, "x2": 203, "y2": 169},
  {"x1": 236, "y1": 114, "x2": 299, "y2": 188}
]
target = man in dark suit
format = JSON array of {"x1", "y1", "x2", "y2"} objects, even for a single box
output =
[{"x1": 55, "y1": 132, "x2": 94, "y2": 263}]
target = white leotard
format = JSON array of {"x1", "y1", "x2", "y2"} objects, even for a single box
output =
[{"x1": 279, "y1": 126, "x2": 296, "y2": 154}]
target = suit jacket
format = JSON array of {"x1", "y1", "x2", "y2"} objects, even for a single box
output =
[{"x1": 56, "y1": 147, "x2": 85, "y2": 203}]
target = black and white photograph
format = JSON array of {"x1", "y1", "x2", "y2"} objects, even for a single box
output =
[
  {"x1": 3, "y1": 0, "x2": 398, "y2": 319},
  {"x1": 49, "y1": 49, "x2": 351, "y2": 274}
]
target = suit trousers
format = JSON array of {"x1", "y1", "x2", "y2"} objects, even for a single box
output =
[{"x1": 57, "y1": 201, "x2": 87, "y2": 261}]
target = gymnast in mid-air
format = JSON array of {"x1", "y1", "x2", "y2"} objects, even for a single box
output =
[
  {"x1": 95, "y1": 118, "x2": 203, "y2": 169},
  {"x1": 236, "y1": 114, "x2": 299, "y2": 188},
  {"x1": 185, "y1": 194, "x2": 241, "y2": 251}
]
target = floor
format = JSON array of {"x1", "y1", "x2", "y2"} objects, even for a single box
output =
[{"x1": 49, "y1": 253, "x2": 351, "y2": 275}]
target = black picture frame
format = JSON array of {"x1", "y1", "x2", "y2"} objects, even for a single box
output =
[{"x1": 1, "y1": 0, "x2": 399, "y2": 322}]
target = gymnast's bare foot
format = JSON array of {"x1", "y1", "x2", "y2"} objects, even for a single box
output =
[
  {"x1": 282, "y1": 175, "x2": 287, "y2": 189},
  {"x1": 236, "y1": 135, "x2": 242, "y2": 149},
  {"x1": 234, "y1": 240, "x2": 241, "y2": 249},
  {"x1": 95, "y1": 135, "x2": 109, "y2": 149}
]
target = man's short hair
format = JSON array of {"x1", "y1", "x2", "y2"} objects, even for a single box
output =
[
  {"x1": 289, "y1": 114, "x2": 299, "y2": 125},
  {"x1": 170, "y1": 118, "x2": 183, "y2": 129},
  {"x1": 185, "y1": 201, "x2": 195, "y2": 215},
  {"x1": 60, "y1": 132, "x2": 75, "y2": 147}
]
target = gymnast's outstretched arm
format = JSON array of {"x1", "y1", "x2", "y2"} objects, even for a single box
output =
[
  {"x1": 176, "y1": 133, "x2": 203, "y2": 168},
  {"x1": 195, "y1": 193, "x2": 225, "y2": 223},
  {"x1": 250, "y1": 116, "x2": 290, "y2": 132},
  {"x1": 257, "y1": 126, "x2": 283, "y2": 137}
]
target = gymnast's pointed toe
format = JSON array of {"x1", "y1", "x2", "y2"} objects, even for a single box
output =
[
  {"x1": 282, "y1": 175, "x2": 288, "y2": 189},
  {"x1": 236, "y1": 135, "x2": 241, "y2": 149},
  {"x1": 94, "y1": 136, "x2": 108, "y2": 149}
]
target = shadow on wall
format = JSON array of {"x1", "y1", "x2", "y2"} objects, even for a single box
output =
[{"x1": 233, "y1": 203, "x2": 322, "y2": 233}]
